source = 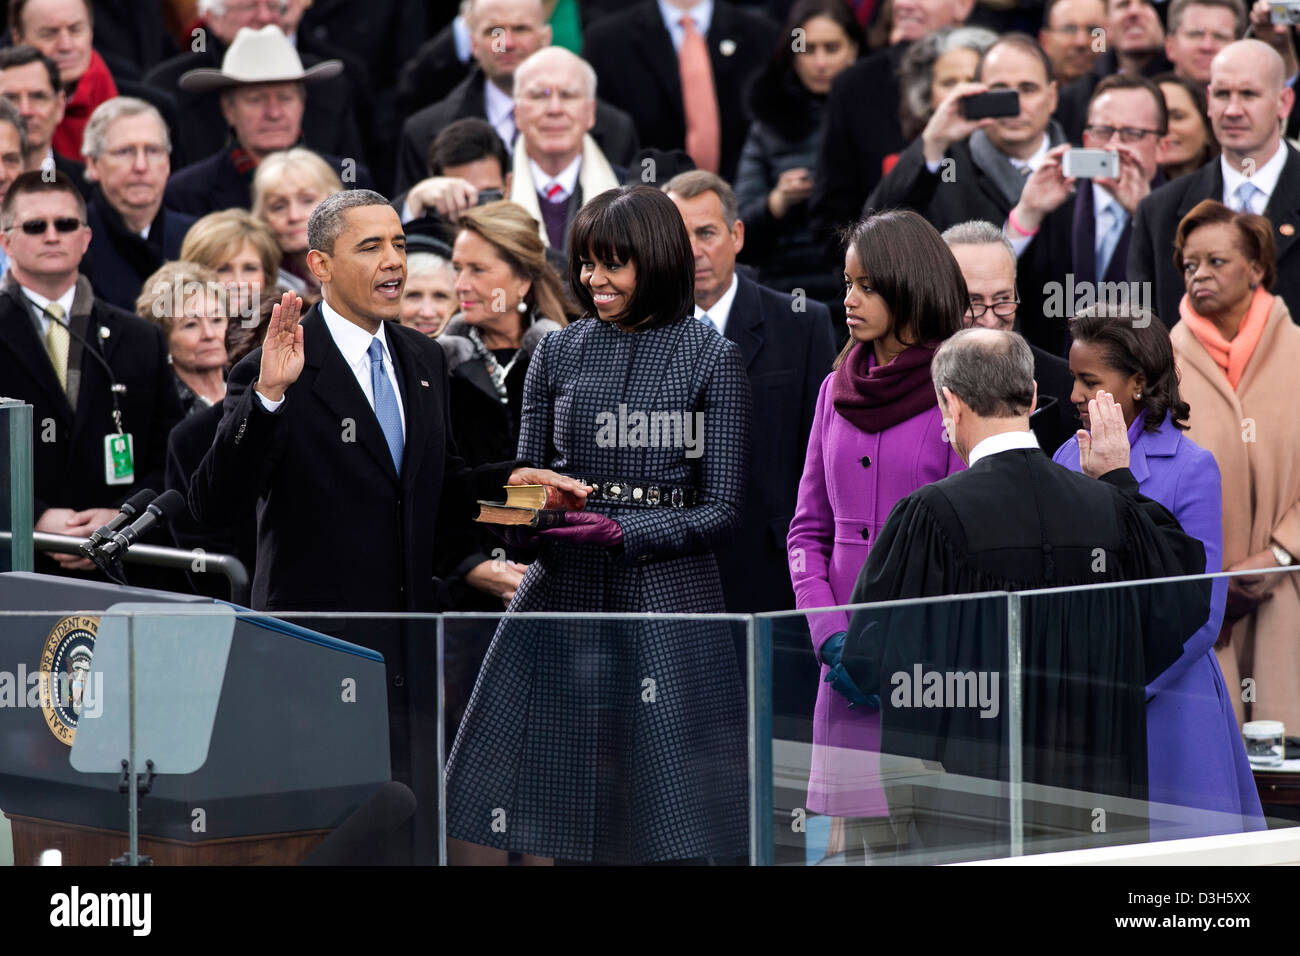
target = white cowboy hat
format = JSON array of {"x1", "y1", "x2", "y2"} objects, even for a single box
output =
[{"x1": 179, "y1": 25, "x2": 343, "y2": 92}]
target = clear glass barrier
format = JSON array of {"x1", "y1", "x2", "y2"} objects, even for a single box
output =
[
  {"x1": 1012, "y1": 565, "x2": 1300, "y2": 858},
  {"x1": 756, "y1": 593, "x2": 1016, "y2": 865},
  {"x1": 1, "y1": 566, "x2": 1294, "y2": 865},
  {"x1": 0, "y1": 399, "x2": 34, "y2": 573},
  {"x1": 438, "y1": 611, "x2": 754, "y2": 866},
  {"x1": 756, "y1": 565, "x2": 1300, "y2": 865}
]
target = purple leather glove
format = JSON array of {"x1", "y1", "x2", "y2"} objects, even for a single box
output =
[{"x1": 538, "y1": 511, "x2": 624, "y2": 547}]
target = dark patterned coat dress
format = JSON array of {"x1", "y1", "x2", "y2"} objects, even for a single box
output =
[{"x1": 445, "y1": 314, "x2": 754, "y2": 863}]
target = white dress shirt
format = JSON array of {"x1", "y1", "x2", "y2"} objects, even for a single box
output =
[
  {"x1": 1091, "y1": 181, "x2": 1126, "y2": 227},
  {"x1": 658, "y1": 0, "x2": 714, "y2": 50},
  {"x1": 257, "y1": 298, "x2": 407, "y2": 443},
  {"x1": 24, "y1": 282, "x2": 78, "y2": 335},
  {"x1": 967, "y1": 428, "x2": 1040, "y2": 468},
  {"x1": 1221, "y1": 141, "x2": 1287, "y2": 214},
  {"x1": 1007, "y1": 135, "x2": 1051, "y2": 176},
  {"x1": 484, "y1": 77, "x2": 517, "y2": 153},
  {"x1": 694, "y1": 272, "x2": 739, "y2": 337},
  {"x1": 531, "y1": 153, "x2": 583, "y2": 203}
]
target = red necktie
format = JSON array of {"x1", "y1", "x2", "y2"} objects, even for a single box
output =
[
  {"x1": 546, "y1": 183, "x2": 563, "y2": 201},
  {"x1": 678, "y1": 17, "x2": 720, "y2": 174}
]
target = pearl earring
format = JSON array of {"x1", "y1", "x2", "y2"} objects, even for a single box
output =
[
  {"x1": 517, "y1": 301, "x2": 528, "y2": 313},
  {"x1": 1135, "y1": 392, "x2": 1142, "y2": 400}
]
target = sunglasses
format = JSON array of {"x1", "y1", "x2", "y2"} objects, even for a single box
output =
[{"x1": 13, "y1": 217, "x2": 83, "y2": 235}]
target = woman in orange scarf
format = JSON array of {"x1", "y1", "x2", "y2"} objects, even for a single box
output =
[{"x1": 1171, "y1": 199, "x2": 1300, "y2": 731}]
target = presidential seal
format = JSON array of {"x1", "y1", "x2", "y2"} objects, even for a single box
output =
[{"x1": 39, "y1": 615, "x2": 99, "y2": 746}]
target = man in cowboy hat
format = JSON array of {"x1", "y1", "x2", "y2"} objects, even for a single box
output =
[
  {"x1": 144, "y1": 7, "x2": 364, "y2": 172},
  {"x1": 162, "y1": 26, "x2": 373, "y2": 219}
]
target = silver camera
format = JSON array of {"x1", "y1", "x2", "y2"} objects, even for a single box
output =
[
  {"x1": 1271, "y1": 1, "x2": 1300, "y2": 25},
  {"x1": 1062, "y1": 148, "x2": 1120, "y2": 180}
]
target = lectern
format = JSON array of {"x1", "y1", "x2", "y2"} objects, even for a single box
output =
[{"x1": 0, "y1": 572, "x2": 391, "y2": 865}]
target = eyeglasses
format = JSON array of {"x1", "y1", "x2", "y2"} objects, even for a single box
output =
[
  {"x1": 12, "y1": 217, "x2": 83, "y2": 235},
  {"x1": 104, "y1": 145, "x2": 169, "y2": 164},
  {"x1": 1083, "y1": 125, "x2": 1163, "y2": 143},
  {"x1": 966, "y1": 298, "x2": 1019, "y2": 319}
]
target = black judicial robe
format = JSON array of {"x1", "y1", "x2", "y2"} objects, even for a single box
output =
[{"x1": 841, "y1": 447, "x2": 1210, "y2": 851}]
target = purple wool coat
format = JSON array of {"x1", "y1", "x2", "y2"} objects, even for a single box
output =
[
  {"x1": 1054, "y1": 412, "x2": 1264, "y2": 836},
  {"x1": 788, "y1": 371, "x2": 964, "y2": 816}
]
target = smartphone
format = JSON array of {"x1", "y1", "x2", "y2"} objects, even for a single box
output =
[
  {"x1": 1270, "y1": 0, "x2": 1300, "y2": 24},
  {"x1": 1062, "y1": 148, "x2": 1120, "y2": 180},
  {"x1": 961, "y1": 90, "x2": 1020, "y2": 120},
  {"x1": 475, "y1": 188, "x2": 505, "y2": 206}
]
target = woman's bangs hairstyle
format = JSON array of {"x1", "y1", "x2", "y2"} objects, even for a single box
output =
[
  {"x1": 567, "y1": 185, "x2": 694, "y2": 332},
  {"x1": 1068, "y1": 305, "x2": 1191, "y2": 432},
  {"x1": 834, "y1": 208, "x2": 967, "y2": 367}
]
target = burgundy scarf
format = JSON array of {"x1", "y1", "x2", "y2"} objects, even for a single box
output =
[{"x1": 832, "y1": 341, "x2": 939, "y2": 433}]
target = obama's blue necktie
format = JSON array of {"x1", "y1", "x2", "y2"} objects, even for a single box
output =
[{"x1": 368, "y1": 338, "x2": 404, "y2": 474}]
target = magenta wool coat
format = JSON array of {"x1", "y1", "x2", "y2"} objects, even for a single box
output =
[{"x1": 788, "y1": 372, "x2": 965, "y2": 816}]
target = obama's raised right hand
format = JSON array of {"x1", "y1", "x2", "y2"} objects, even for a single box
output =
[{"x1": 255, "y1": 291, "x2": 305, "y2": 404}]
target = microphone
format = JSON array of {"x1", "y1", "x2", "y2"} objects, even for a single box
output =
[
  {"x1": 78, "y1": 489, "x2": 157, "y2": 559},
  {"x1": 98, "y1": 489, "x2": 186, "y2": 561}
]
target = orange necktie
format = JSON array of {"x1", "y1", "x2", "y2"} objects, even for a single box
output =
[{"x1": 678, "y1": 16, "x2": 720, "y2": 174}]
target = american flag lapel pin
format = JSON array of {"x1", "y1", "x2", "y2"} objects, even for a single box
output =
[{"x1": 420, "y1": 379, "x2": 430, "y2": 387}]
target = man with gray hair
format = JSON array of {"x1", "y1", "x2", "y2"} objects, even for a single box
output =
[
  {"x1": 188, "y1": 187, "x2": 588, "y2": 863},
  {"x1": 830, "y1": 327, "x2": 1212, "y2": 858},
  {"x1": 393, "y1": 0, "x2": 638, "y2": 195},
  {"x1": 162, "y1": 25, "x2": 373, "y2": 218},
  {"x1": 144, "y1": 0, "x2": 365, "y2": 170},
  {"x1": 507, "y1": 46, "x2": 623, "y2": 251},
  {"x1": 941, "y1": 219, "x2": 1076, "y2": 454},
  {"x1": 663, "y1": 169, "x2": 834, "y2": 612},
  {"x1": 81, "y1": 97, "x2": 194, "y2": 311}
]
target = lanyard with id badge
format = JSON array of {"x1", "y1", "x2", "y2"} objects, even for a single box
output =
[
  {"x1": 94, "y1": 327, "x2": 133, "y2": 485},
  {"x1": 104, "y1": 395, "x2": 134, "y2": 486},
  {"x1": 46, "y1": 303, "x2": 134, "y2": 485}
]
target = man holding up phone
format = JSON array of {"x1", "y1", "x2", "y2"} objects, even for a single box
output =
[
  {"x1": 867, "y1": 34, "x2": 1065, "y2": 235},
  {"x1": 1010, "y1": 74, "x2": 1169, "y2": 355}
]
